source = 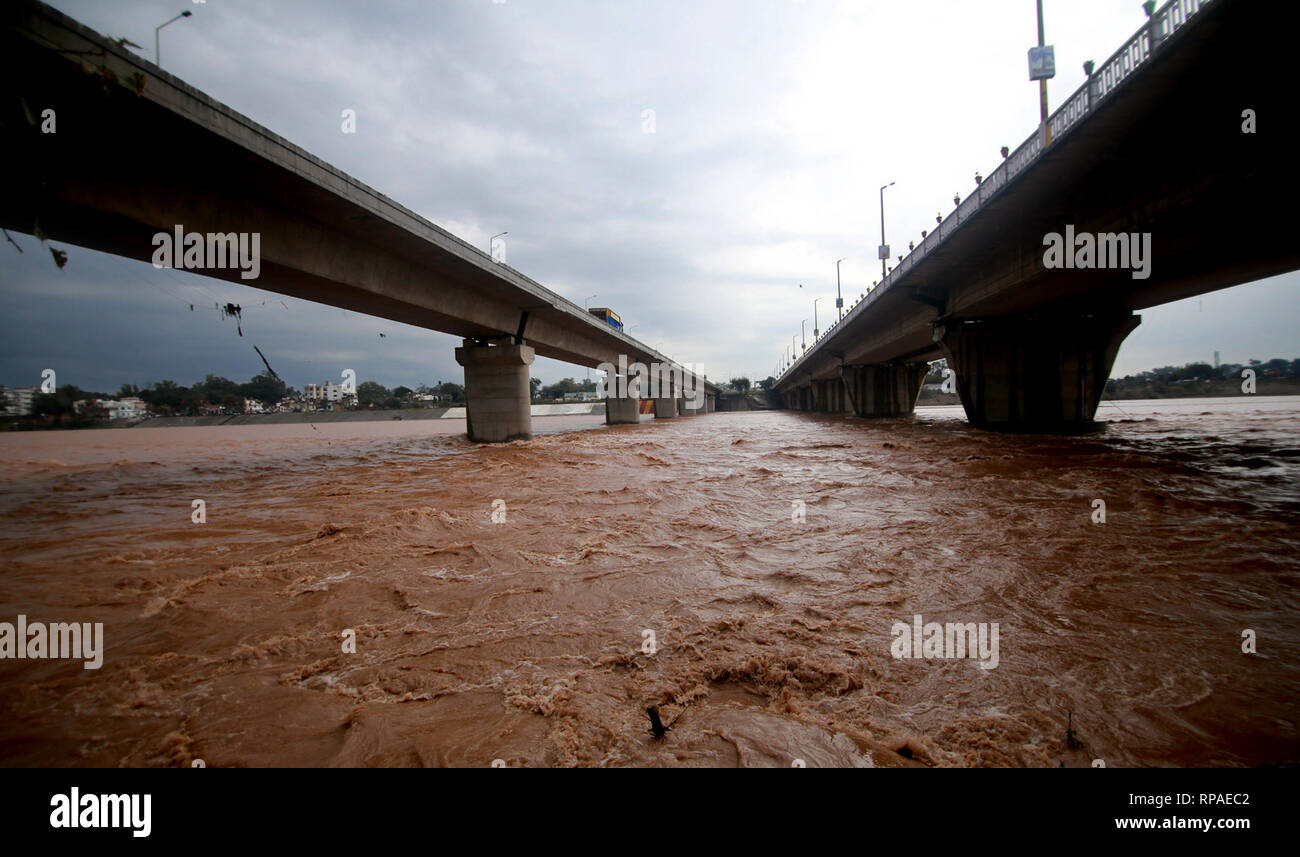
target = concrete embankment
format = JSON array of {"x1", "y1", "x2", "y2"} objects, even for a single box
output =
[{"x1": 129, "y1": 402, "x2": 605, "y2": 428}]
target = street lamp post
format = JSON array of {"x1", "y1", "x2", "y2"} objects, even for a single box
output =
[
  {"x1": 489, "y1": 231, "x2": 508, "y2": 261},
  {"x1": 879, "y1": 182, "x2": 895, "y2": 278},
  {"x1": 801, "y1": 320, "x2": 807, "y2": 353},
  {"x1": 155, "y1": 10, "x2": 192, "y2": 66},
  {"x1": 582, "y1": 291, "x2": 598, "y2": 381},
  {"x1": 813, "y1": 298, "x2": 820, "y2": 339},
  {"x1": 835, "y1": 258, "x2": 846, "y2": 321},
  {"x1": 1034, "y1": 0, "x2": 1052, "y2": 146}
]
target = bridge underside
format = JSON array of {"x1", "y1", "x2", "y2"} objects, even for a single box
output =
[
  {"x1": 0, "y1": 1, "x2": 718, "y2": 442},
  {"x1": 775, "y1": 0, "x2": 1299, "y2": 433}
]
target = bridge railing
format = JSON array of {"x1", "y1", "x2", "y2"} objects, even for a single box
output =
[{"x1": 781, "y1": 0, "x2": 1210, "y2": 383}]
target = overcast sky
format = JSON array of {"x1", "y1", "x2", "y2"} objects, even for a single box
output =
[{"x1": 2, "y1": 0, "x2": 1296, "y2": 394}]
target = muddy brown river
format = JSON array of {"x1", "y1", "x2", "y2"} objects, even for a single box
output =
[{"x1": 1, "y1": 397, "x2": 1297, "y2": 767}]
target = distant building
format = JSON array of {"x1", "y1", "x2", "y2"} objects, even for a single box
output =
[
  {"x1": 99, "y1": 397, "x2": 148, "y2": 420},
  {"x1": 562, "y1": 391, "x2": 598, "y2": 402},
  {"x1": 75, "y1": 397, "x2": 147, "y2": 420},
  {"x1": 305, "y1": 382, "x2": 347, "y2": 403},
  {"x1": 2, "y1": 386, "x2": 39, "y2": 416}
]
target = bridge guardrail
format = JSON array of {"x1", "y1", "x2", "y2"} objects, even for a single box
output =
[{"x1": 780, "y1": 0, "x2": 1210, "y2": 383}]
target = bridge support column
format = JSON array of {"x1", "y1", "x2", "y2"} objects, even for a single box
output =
[
  {"x1": 841, "y1": 362, "x2": 929, "y2": 417},
  {"x1": 605, "y1": 375, "x2": 641, "y2": 425},
  {"x1": 653, "y1": 397, "x2": 678, "y2": 419},
  {"x1": 934, "y1": 312, "x2": 1140, "y2": 432},
  {"x1": 454, "y1": 340, "x2": 535, "y2": 443},
  {"x1": 814, "y1": 378, "x2": 849, "y2": 413},
  {"x1": 705, "y1": 393, "x2": 715, "y2": 413},
  {"x1": 810, "y1": 380, "x2": 826, "y2": 412}
]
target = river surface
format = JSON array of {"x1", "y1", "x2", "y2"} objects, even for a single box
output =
[{"x1": 1, "y1": 397, "x2": 1297, "y2": 767}]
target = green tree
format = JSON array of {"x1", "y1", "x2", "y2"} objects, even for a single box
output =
[
  {"x1": 32, "y1": 385, "x2": 85, "y2": 425},
  {"x1": 356, "y1": 381, "x2": 389, "y2": 407},
  {"x1": 541, "y1": 378, "x2": 580, "y2": 400},
  {"x1": 239, "y1": 372, "x2": 287, "y2": 405},
  {"x1": 140, "y1": 380, "x2": 187, "y2": 414},
  {"x1": 728, "y1": 377, "x2": 750, "y2": 393},
  {"x1": 759, "y1": 376, "x2": 776, "y2": 391},
  {"x1": 194, "y1": 374, "x2": 242, "y2": 408},
  {"x1": 437, "y1": 382, "x2": 466, "y2": 403},
  {"x1": 392, "y1": 385, "x2": 413, "y2": 400}
]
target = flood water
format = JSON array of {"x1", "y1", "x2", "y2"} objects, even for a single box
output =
[{"x1": 1, "y1": 397, "x2": 1297, "y2": 767}]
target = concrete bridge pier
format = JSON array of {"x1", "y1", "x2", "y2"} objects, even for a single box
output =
[
  {"x1": 934, "y1": 313, "x2": 1141, "y2": 432},
  {"x1": 605, "y1": 374, "x2": 641, "y2": 425},
  {"x1": 810, "y1": 378, "x2": 851, "y2": 413},
  {"x1": 455, "y1": 340, "x2": 535, "y2": 443},
  {"x1": 654, "y1": 398, "x2": 679, "y2": 418},
  {"x1": 840, "y1": 362, "x2": 929, "y2": 417},
  {"x1": 681, "y1": 389, "x2": 706, "y2": 415}
]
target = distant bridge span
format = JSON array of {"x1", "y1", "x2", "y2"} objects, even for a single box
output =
[{"x1": 1, "y1": 0, "x2": 718, "y2": 441}]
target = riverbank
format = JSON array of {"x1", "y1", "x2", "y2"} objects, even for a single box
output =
[{"x1": 0, "y1": 402, "x2": 607, "y2": 430}]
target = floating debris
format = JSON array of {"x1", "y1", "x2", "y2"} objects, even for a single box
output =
[{"x1": 1065, "y1": 711, "x2": 1083, "y2": 750}]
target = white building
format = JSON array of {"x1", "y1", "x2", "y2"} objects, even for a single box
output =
[
  {"x1": 93, "y1": 397, "x2": 148, "y2": 420},
  {"x1": 305, "y1": 382, "x2": 348, "y2": 403},
  {"x1": 2, "y1": 386, "x2": 39, "y2": 416}
]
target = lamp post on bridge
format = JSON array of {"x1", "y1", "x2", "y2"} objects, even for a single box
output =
[
  {"x1": 1029, "y1": 0, "x2": 1055, "y2": 147},
  {"x1": 878, "y1": 182, "x2": 895, "y2": 278},
  {"x1": 813, "y1": 298, "x2": 820, "y2": 340},
  {"x1": 801, "y1": 320, "x2": 807, "y2": 353},
  {"x1": 583, "y1": 295, "x2": 598, "y2": 382},
  {"x1": 154, "y1": 10, "x2": 192, "y2": 67},
  {"x1": 836, "y1": 258, "x2": 846, "y2": 322}
]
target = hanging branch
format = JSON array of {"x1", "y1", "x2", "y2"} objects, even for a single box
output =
[{"x1": 252, "y1": 345, "x2": 281, "y2": 381}]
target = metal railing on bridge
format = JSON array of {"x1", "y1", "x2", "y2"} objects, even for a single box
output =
[{"x1": 780, "y1": 0, "x2": 1211, "y2": 382}]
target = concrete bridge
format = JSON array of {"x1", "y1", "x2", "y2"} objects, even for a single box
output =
[
  {"x1": 0, "y1": 0, "x2": 718, "y2": 442},
  {"x1": 774, "y1": 0, "x2": 1296, "y2": 432}
]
